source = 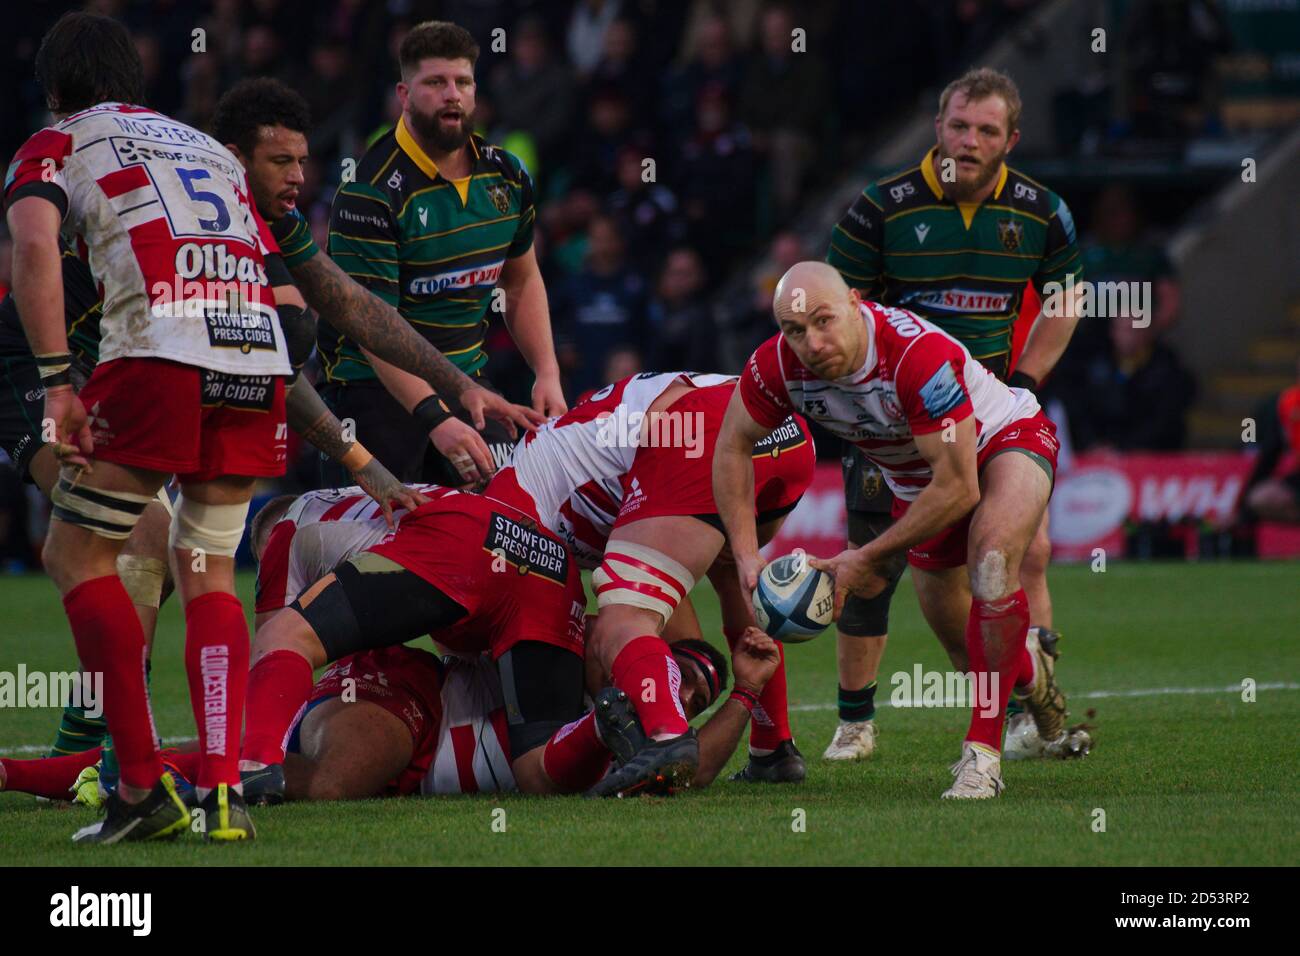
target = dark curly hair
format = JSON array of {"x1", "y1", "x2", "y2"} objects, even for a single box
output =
[
  {"x1": 210, "y1": 78, "x2": 311, "y2": 158},
  {"x1": 36, "y1": 12, "x2": 144, "y2": 115},
  {"x1": 399, "y1": 20, "x2": 479, "y2": 78}
]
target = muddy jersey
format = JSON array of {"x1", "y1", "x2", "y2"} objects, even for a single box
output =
[
  {"x1": 740, "y1": 300, "x2": 1039, "y2": 500},
  {"x1": 255, "y1": 483, "x2": 441, "y2": 613},
  {"x1": 4, "y1": 103, "x2": 289, "y2": 377}
]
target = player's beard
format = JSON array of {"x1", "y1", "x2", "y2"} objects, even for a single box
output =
[
  {"x1": 409, "y1": 104, "x2": 474, "y2": 154},
  {"x1": 939, "y1": 145, "x2": 1006, "y2": 202}
]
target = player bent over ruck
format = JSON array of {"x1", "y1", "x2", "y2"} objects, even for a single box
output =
[
  {"x1": 714, "y1": 263, "x2": 1089, "y2": 800},
  {"x1": 485, "y1": 372, "x2": 816, "y2": 794}
]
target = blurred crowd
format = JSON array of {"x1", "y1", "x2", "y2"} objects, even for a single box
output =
[
  {"x1": 6, "y1": 0, "x2": 1043, "y2": 401},
  {"x1": 8, "y1": 0, "x2": 1284, "y2": 569}
]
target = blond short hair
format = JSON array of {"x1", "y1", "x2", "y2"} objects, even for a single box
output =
[{"x1": 938, "y1": 67, "x2": 1022, "y2": 134}]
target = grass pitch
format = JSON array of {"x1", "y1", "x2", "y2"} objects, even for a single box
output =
[{"x1": 1, "y1": 562, "x2": 1297, "y2": 866}]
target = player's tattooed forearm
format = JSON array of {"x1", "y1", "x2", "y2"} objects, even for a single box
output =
[
  {"x1": 285, "y1": 378, "x2": 352, "y2": 460},
  {"x1": 354, "y1": 456, "x2": 406, "y2": 505},
  {"x1": 291, "y1": 253, "x2": 475, "y2": 398}
]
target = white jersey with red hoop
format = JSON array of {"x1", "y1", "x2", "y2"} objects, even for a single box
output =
[
  {"x1": 254, "y1": 484, "x2": 443, "y2": 613},
  {"x1": 499, "y1": 371, "x2": 733, "y2": 569},
  {"x1": 739, "y1": 300, "x2": 1039, "y2": 501},
  {"x1": 422, "y1": 655, "x2": 516, "y2": 795},
  {"x1": 4, "y1": 103, "x2": 290, "y2": 376}
]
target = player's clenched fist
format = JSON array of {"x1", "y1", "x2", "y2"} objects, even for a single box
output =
[
  {"x1": 42, "y1": 384, "x2": 92, "y2": 471},
  {"x1": 430, "y1": 416, "x2": 496, "y2": 485},
  {"x1": 731, "y1": 626, "x2": 781, "y2": 694}
]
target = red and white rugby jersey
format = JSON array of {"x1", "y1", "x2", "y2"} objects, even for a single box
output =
[
  {"x1": 4, "y1": 103, "x2": 290, "y2": 377},
  {"x1": 421, "y1": 655, "x2": 516, "y2": 795},
  {"x1": 254, "y1": 483, "x2": 444, "y2": 613},
  {"x1": 490, "y1": 371, "x2": 733, "y2": 569},
  {"x1": 740, "y1": 301, "x2": 1039, "y2": 500}
]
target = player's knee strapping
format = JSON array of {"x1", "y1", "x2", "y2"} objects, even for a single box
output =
[
  {"x1": 592, "y1": 543, "x2": 696, "y2": 621},
  {"x1": 168, "y1": 494, "x2": 250, "y2": 558},
  {"x1": 50, "y1": 474, "x2": 154, "y2": 540},
  {"x1": 116, "y1": 555, "x2": 168, "y2": 609}
]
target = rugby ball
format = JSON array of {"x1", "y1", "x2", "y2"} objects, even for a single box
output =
[{"x1": 753, "y1": 553, "x2": 834, "y2": 643}]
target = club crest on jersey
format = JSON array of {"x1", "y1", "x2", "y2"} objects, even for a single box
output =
[
  {"x1": 486, "y1": 183, "x2": 511, "y2": 214},
  {"x1": 484, "y1": 513, "x2": 570, "y2": 585},
  {"x1": 861, "y1": 466, "x2": 883, "y2": 499},
  {"x1": 997, "y1": 219, "x2": 1023, "y2": 252}
]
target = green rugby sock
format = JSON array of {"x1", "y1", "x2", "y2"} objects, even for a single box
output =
[
  {"x1": 48, "y1": 702, "x2": 108, "y2": 757},
  {"x1": 838, "y1": 681, "x2": 877, "y2": 723}
]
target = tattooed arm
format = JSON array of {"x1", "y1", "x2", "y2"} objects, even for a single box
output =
[
  {"x1": 284, "y1": 376, "x2": 427, "y2": 527},
  {"x1": 289, "y1": 252, "x2": 542, "y2": 435}
]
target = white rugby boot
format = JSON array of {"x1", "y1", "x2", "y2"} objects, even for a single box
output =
[
  {"x1": 822, "y1": 719, "x2": 878, "y2": 760},
  {"x1": 941, "y1": 741, "x2": 1004, "y2": 799},
  {"x1": 1002, "y1": 711, "x2": 1044, "y2": 761}
]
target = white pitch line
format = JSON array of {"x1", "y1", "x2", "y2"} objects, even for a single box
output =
[
  {"x1": 790, "y1": 681, "x2": 1300, "y2": 711},
  {"x1": 1, "y1": 736, "x2": 197, "y2": 757},
  {"x1": 3, "y1": 683, "x2": 1297, "y2": 755}
]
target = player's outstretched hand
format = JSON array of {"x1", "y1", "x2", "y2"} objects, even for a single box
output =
[
  {"x1": 460, "y1": 384, "x2": 545, "y2": 439},
  {"x1": 44, "y1": 385, "x2": 93, "y2": 473},
  {"x1": 531, "y1": 373, "x2": 568, "y2": 418},
  {"x1": 352, "y1": 456, "x2": 430, "y2": 529},
  {"x1": 732, "y1": 626, "x2": 781, "y2": 693},
  {"x1": 808, "y1": 548, "x2": 889, "y2": 620}
]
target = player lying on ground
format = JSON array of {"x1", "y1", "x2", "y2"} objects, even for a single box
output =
[
  {"x1": 714, "y1": 262, "x2": 1091, "y2": 801},
  {"x1": 242, "y1": 483, "x2": 781, "y2": 798},
  {"x1": 483, "y1": 371, "x2": 817, "y2": 795},
  {"x1": 238, "y1": 484, "x2": 638, "y2": 799},
  {"x1": 1, "y1": 627, "x2": 779, "y2": 804}
]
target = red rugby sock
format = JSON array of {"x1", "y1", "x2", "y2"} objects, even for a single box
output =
[
  {"x1": 241, "y1": 649, "x2": 314, "y2": 766},
  {"x1": 1, "y1": 747, "x2": 103, "y2": 800},
  {"x1": 724, "y1": 626, "x2": 792, "y2": 752},
  {"x1": 64, "y1": 575, "x2": 162, "y2": 791},
  {"x1": 611, "y1": 635, "x2": 690, "y2": 738},
  {"x1": 541, "y1": 712, "x2": 612, "y2": 792},
  {"x1": 964, "y1": 589, "x2": 1031, "y2": 751},
  {"x1": 184, "y1": 592, "x2": 250, "y2": 789}
]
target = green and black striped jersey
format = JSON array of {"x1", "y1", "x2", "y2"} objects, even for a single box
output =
[
  {"x1": 0, "y1": 245, "x2": 102, "y2": 366},
  {"x1": 319, "y1": 118, "x2": 536, "y2": 383},
  {"x1": 827, "y1": 147, "x2": 1082, "y2": 378},
  {"x1": 269, "y1": 208, "x2": 320, "y2": 271}
]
